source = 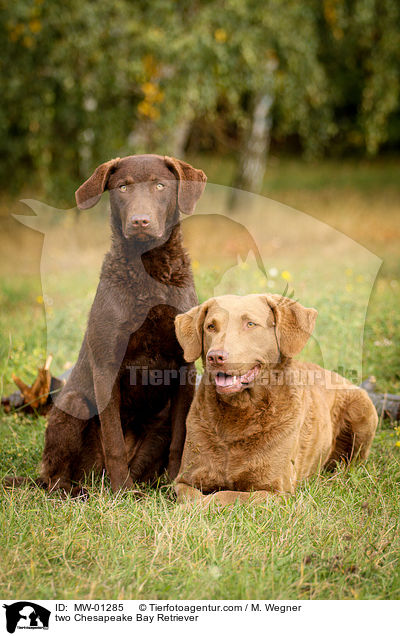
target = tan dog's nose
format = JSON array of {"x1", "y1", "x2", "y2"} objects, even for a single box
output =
[
  {"x1": 130, "y1": 215, "x2": 150, "y2": 228},
  {"x1": 207, "y1": 349, "x2": 229, "y2": 365}
]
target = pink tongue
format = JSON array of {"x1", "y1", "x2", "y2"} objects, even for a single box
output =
[
  {"x1": 215, "y1": 374, "x2": 237, "y2": 387},
  {"x1": 215, "y1": 367, "x2": 259, "y2": 388}
]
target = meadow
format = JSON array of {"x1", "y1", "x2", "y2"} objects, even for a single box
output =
[{"x1": 0, "y1": 156, "x2": 399, "y2": 599}]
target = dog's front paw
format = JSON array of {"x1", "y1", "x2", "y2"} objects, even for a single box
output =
[
  {"x1": 205, "y1": 490, "x2": 247, "y2": 509},
  {"x1": 166, "y1": 460, "x2": 181, "y2": 482},
  {"x1": 118, "y1": 487, "x2": 145, "y2": 499},
  {"x1": 110, "y1": 473, "x2": 135, "y2": 494},
  {"x1": 67, "y1": 486, "x2": 89, "y2": 501}
]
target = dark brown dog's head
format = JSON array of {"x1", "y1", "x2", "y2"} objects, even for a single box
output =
[
  {"x1": 175, "y1": 293, "x2": 317, "y2": 397},
  {"x1": 75, "y1": 154, "x2": 206, "y2": 243}
]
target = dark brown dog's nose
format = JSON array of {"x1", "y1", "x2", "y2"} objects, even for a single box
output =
[
  {"x1": 207, "y1": 349, "x2": 229, "y2": 365},
  {"x1": 130, "y1": 215, "x2": 150, "y2": 228}
]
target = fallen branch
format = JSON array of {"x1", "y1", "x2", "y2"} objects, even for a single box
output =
[
  {"x1": 1, "y1": 356, "x2": 66, "y2": 415},
  {"x1": 360, "y1": 376, "x2": 400, "y2": 422}
]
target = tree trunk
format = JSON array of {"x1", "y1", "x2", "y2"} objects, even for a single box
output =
[
  {"x1": 168, "y1": 116, "x2": 193, "y2": 158},
  {"x1": 229, "y1": 88, "x2": 274, "y2": 211}
]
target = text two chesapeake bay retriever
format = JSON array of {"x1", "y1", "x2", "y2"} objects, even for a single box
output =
[
  {"x1": 174, "y1": 294, "x2": 378, "y2": 507},
  {"x1": 7, "y1": 154, "x2": 206, "y2": 495}
]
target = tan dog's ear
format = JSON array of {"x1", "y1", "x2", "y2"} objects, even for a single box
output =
[
  {"x1": 164, "y1": 156, "x2": 207, "y2": 215},
  {"x1": 175, "y1": 301, "x2": 212, "y2": 362},
  {"x1": 263, "y1": 294, "x2": 317, "y2": 358},
  {"x1": 75, "y1": 158, "x2": 120, "y2": 210}
]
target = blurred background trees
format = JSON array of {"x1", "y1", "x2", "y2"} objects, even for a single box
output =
[{"x1": 0, "y1": 0, "x2": 399, "y2": 203}]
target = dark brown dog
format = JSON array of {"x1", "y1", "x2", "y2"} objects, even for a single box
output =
[{"x1": 7, "y1": 154, "x2": 206, "y2": 495}]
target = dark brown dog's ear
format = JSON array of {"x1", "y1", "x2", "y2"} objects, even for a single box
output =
[
  {"x1": 262, "y1": 294, "x2": 317, "y2": 357},
  {"x1": 75, "y1": 158, "x2": 120, "y2": 210},
  {"x1": 164, "y1": 156, "x2": 207, "y2": 215},
  {"x1": 175, "y1": 300, "x2": 212, "y2": 362}
]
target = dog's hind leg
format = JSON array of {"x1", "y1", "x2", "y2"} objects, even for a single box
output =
[
  {"x1": 326, "y1": 388, "x2": 378, "y2": 468},
  {"x1": 40, "y1": 392, "x2": 92, "y2": 493},
  {"x1": 345, "y1": 389, "x2": 378, "y2": 461},
  {"x1": 3, "y1": 476, "x2": 47, "y2": 489},
  {"x1": 128, "y1": 406, "x2": 171, "y2": 483}
]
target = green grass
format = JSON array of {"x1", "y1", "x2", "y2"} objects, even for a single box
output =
[
  {"x1": 1, "y1": 156, "x2": 399, "y2": 599},
  {"x1": 1, "y1": 423, "x2": 399, "y2": 599},
  {"x1": 187, "y1": 153, "x2": 400, "y2": 194}
]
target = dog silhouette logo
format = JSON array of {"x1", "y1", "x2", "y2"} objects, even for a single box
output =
[
  {"x1": 2, "y1": 602, "x2": 50, "y2": 633},
  {"x1": 14, "y1": 188, "x2": 381, "y2": 405}
]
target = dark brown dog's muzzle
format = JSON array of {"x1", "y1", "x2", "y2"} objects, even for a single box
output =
[{"x1": 130, "y1": 215, "x2": 151, "y2": 228}]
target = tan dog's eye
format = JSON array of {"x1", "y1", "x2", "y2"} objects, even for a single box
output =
[
  {"x1": 156, "y1": 183, "x2": 165, "y2": 190},
  {"x1": 207, "y1": 323, "x2": 216, "y2": 331},
  {"x1": 119, "y1": 184, "x2": 127, "y2": 192},
  {"x1": 246, "y1": 321, "x2": 257, "y2": 328}
]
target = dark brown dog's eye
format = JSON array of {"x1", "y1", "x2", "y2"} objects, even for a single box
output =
[
  {"x1": 119, "y1": 184, "x2": 127, "y2": 192},
  {"x1": 156, "y1": 183, "x2": 165, "y2": 190},
  {"x1": 207, "y1": 323, "x2": 216, "y2": 331}
]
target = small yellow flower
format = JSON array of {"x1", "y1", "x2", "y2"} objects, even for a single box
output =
[
  {"x1": 141, "y1": 82, "x2": 158, "y2": 98},
  {"x1": 137, "y1": 101, "x2": 160, "y2": 120},
  {"x1": 345, "y1": 268, "x2": 353, "y2": 277},
  {"x1": 345, "y1": 284, "x2": 353, "y2": 293},
  {"x1": 281, "y1": 270, "x2": 291, "y2": 281},
  {"x1": 142, "y1": 54, "x2": 158, "y2": 77},
  {"x1": 153, "y1": 89, "x2": 164, "y2": 103},
  {"x1": 23, "y1": 35, "x2": 34, "y2": 48},
  {"x1": 214, "y1": 28, "x2": 227, "y2": 42},
  {"x1": 192, "y1": 260, "x2": 199, "y2": 271},
  {"x1": 138, "y1": 101, "x2": 151, "y2": 116},
  {"x1": 239, "y1": 261, "x2": 249, "y2": 270},
  {"x1": 36, "y1": 295, "x2": 44, "y2": 304},
  {"x1": 9, "y1": 23, "x2": 25, "y2": 41},
  {"x1": 395, "y1": 441, "x2": 400, "y2": 448},
  {"x1": 356, "y1": 274, "x2": 364, "y2": 283},
  {"x1": 29, "y1": 19, "x2": 42, "y2": 33}
]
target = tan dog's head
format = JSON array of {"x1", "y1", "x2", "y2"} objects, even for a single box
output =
[{"x1": 175, "y1": 294, "x2": 317, "y2": 396}]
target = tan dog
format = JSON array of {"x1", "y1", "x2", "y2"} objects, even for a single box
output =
[{"x1": 174, "y1": 294, "x2": 377, "y2": 507}]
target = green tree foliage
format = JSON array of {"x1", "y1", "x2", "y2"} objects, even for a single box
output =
[
  {"x1": 0, "y1": 0, "x2": 399, "y2": 200},
  {"x1": 0, "y1": 1, "x2": 148, "y2": 197},
  {"x1": 320, "y1": 0, "x2": 400, "y2": 155}
]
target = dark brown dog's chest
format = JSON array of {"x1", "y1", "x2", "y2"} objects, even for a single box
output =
[
  {"x1": 119, "y1": 304, "x2": 185, "y2": 417},
  {"x1": 127, "y1": 304, "x2": 182, "y2": 357}
]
